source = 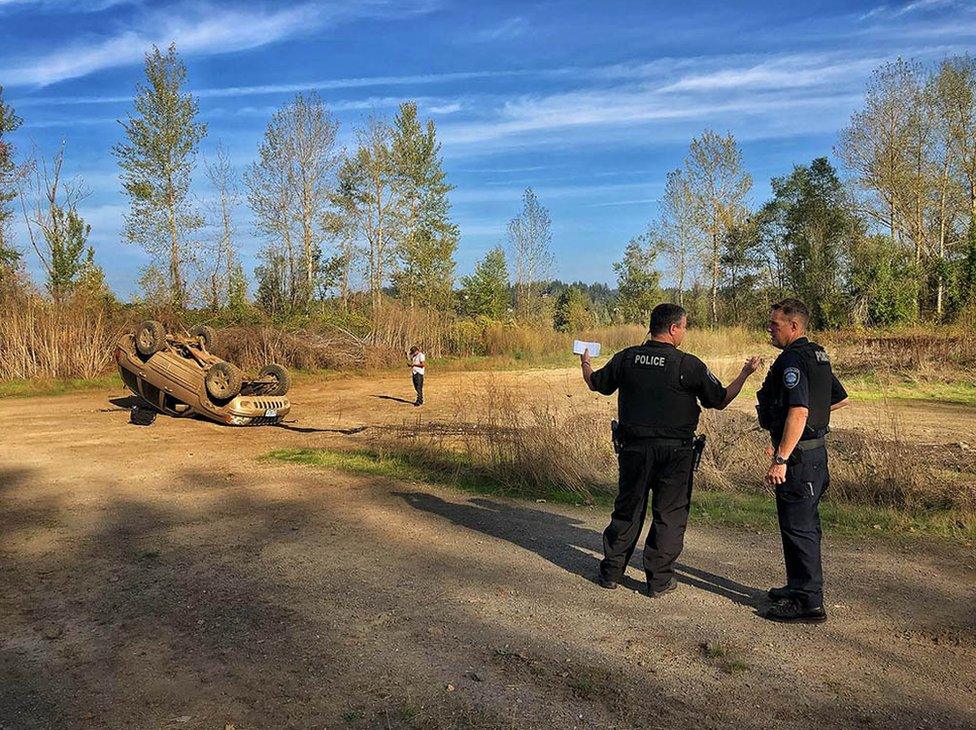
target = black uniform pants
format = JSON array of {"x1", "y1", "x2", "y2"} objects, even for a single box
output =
[
  {"x1": 600, "y1": 439, "x2": 695, "y2": 591},
  {"x1": 775, "y1": 445, "x2": 828, "y2": 608},
  {"x1": 412, "y1": 372, "x2": 424, "y2": 404}
]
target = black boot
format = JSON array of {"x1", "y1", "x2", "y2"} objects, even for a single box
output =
[
  {"x1": 645, "y1": 577, "x2": 678, "y2": 599},
  {"x1": 765, "y1": 598, "x2": 827, "y2": 624},
  {"x1": 767, "y1": 585, "x2": 792, "y2": 601}
]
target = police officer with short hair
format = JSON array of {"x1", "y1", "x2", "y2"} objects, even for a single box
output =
[
  {"x1": 581, "y1": 303, "x2": 761, "y2": 598},
  {"x1": 757, "y1": 298, "x2": 849, "y2": 623}
]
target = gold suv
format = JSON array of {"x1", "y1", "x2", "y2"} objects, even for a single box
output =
[{"x1": 115, "y1": 321, "x2": 292, "y2": 426}]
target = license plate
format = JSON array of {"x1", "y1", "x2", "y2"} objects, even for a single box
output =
[{"x1": 265, "y1": 409, "x2": 277, "y2": 417}]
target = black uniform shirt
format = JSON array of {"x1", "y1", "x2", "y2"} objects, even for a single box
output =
[
  {"x1": 758, "y1": 336, "x2": 847, "y2": 442},
  {"x1": 589, "y1": 341, "x2": 727, "y2": 439}
]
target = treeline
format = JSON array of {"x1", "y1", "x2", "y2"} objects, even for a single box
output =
[{"x1": 2, "y1": 47, "x2": 976, "y2": 337}]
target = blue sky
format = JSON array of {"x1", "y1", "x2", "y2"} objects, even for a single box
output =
[{"x1": 2, "y1": 0, "x2": 975, "y2": 298}]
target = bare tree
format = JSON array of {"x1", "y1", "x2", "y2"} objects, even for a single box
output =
[
  {"x1": 246, "y1": 93, "x2": 340, "y2": 314},
  {"x1": 507, "y1": 187, "x2": 553, "y2": 317},
  {"x1": 203, "y1": 143, "x2": 240, "y2": 311},
  {"x1": 20, "y1": 142, "x2": 93, "y2": 303},
  {"x1": 681, "y1": 130, "x2": 752, "y2": 324}
]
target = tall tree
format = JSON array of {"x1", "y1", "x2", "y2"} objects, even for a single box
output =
[
  {"x1": 246, "y1": 93, "x2": 340, "y2": 314},
  {"x1": 0, "y1": 85, "x2": 25, "y2": 279},
  {"x1": 20, "y1": 143, "x2": 93, "y2": 303},
  {"x1": 507, "y1": 187, "x2": 553, "y2": 318},
  {"x1": 757, "y1": 158, "x2": 861, "y2": 328},
  {"x1": 659, "y1": 169, "x2": 700, "y2": 305},
  {"x1": 936, "y1": 56, "x2": 976, "y2": 305},
  {"x1": 204, "y1": 143, "x2": 241, "y2": 312},
  {"x1": 681, "y1": 130, "x2": 752, "y2": 324},
  {"x1": 719, "y1": 218, "x2": 764, "y2": 325},
  {"x1": 389, "y1": 102, "x2": 458, "y2": 310},
  {"x1": 459, "y1": 246, "x2": 509, "y2": 319},
  {"x1": 334, "y1": 117, "x2": 395, "y2": 317},
  {"x1": 114, "y1": 44, "x2": 206, "y2": 310},
  {"x1": 613, "y1": 231, "x2": 661, "y2": 324}
]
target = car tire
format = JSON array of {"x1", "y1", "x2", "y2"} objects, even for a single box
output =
[
  {"x1": 205, "y1": 361, "x2": 243, "y2": 400},
  {"x1": 135, "y1": 320, "x2": 166, "y2": 357},
  {"x1": 190, "y1": 324, "x2": 217, "y2": 351},
  {"x1": 259, "y1": 363, "x2": 291, "y2": 396}
]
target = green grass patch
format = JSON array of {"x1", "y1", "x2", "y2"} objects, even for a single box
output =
[
  {"x1": 0, "y1": 373, "x2": 121, "y2": 399},
  {"x1": 843, "y1": 375, "x2": 976, "y2": 406},
  {"x1": 266, "y1": 447, "x2": 975, "y2": 543}
]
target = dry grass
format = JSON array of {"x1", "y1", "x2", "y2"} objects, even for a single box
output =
[
  {"x1": 364, "y1": 377, "x2": 975, "y2": 528},
  {"x1": 212, "y1": 324, "x2": 399, "y2": 374},
  {"x1": 0, "y1": 294, "x2": 121, "y2": 380}
]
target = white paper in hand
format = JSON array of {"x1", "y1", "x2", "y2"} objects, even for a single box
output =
[{"x1": 573, "y1": 340, "x2": 601, "y2": 357}]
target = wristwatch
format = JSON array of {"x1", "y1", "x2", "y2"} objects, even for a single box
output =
[{"x1": 772, "y1": 454, "x2": 788, "y2": 465}]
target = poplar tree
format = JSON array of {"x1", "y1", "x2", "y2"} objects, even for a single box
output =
[
  {"x1": 333, "y1": 117, "x2": 395, "y2": 317},
  {"x1": 390, "y1": 102, "x2": 458, "y2": 310},
  {"x1": 114, "y1": 44, "x2": 206, "y2": 310},
  {"x1": 507, "y1": 187, "x2": 553, "y2": 318},
  {"x1": 246, "y1": 94, "x2": 340, "y2": 315},
  {"x1": 681, "y1": 130, "x2": 752, "y2": 324},
  {"x1": 204, "y1": 144, "x2": 242, "y2": 312}
]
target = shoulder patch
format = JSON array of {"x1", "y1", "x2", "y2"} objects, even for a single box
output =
[
  {"x1": 705, "y1": 368, "x2": 719, "y2": 385},
  {"x1": 783, "y1": 367, "x2": 801, "y2": 389}
]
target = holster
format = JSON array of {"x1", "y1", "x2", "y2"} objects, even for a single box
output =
[
  {"x1": 692, "y1": 433, "x2": 706, "y2": 471},
  {"x1": 610, "y1": 419, "x2": 622, "y2": 454}
]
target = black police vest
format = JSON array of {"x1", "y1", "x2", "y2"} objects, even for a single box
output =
[
  {"x1": 616, "y1": 344, "x2": 701, "y2": 440},
  {"x1": 757, "y1": 339, "x2": 833, "y2": 440}
]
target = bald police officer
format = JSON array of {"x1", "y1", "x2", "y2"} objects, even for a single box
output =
[
  {"x1": 581, "y1": 303, "x2": 761, "y2": 598},
  {"x1": 757, "y1": 298, "x2": 849, "y2": 623}
]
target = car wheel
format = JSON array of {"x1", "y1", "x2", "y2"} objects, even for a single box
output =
[
  {"x1": 259, "y1": 363, "x2": 291, "y2": 396},
  {"x1": 205, "y1": 361, "x2": 243, "y2": 400},
  {"x1": 190, "y1": 324, "x2": 217, "y2": 351},
  {"x1": 135, "y1": 320, "x2": 166, "y2": 357}
]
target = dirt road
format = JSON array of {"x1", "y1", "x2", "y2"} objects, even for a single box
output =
[{"x1": 2, "y1": 369, "x2": 975, "y2": 729}]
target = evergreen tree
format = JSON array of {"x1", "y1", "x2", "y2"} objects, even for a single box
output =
[
  {"x1": 0, "y1": 85, "x2": 24, "y2": 277},
  {"x1": 459, "y1": 246, "x2": 509, "y2": 318},
  {"x1": 114, "y1": 44, "x2": 206, "y2": 310},
  {"x1": 554, "y1": 285, "x2": 595, "y2": 332},
  {"x1": 613, "y1": 232, "x2": 661, "y2": 324}
]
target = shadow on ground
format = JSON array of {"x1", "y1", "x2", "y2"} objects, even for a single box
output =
[
  {"x1": 373, "y1": 394, "x2": 416, "y2": 405},
  {"x1": 2, "y1": 464, "x2": 973, "y2": 729},
  {"x1": 394, "y1": 491, "x2": 767, "y2": 609}
]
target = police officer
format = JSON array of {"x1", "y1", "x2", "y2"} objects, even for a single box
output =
[
  {"x1": 757, "y1": 298, "x2": 849, "y2": 623},
  {"x1": 581, "y1": 303, "x2": 761, "y2": 598}
]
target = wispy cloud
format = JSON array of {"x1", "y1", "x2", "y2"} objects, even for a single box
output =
[
  {"x1": 0, "y1": 0, "x2": 136, "y2": 11},
  {"x1": 470, "y1": 17, "x2": 529, "y2": 43},
  {"x1": 894, "y1": 0, "x2": 957, "y2": 16},
  {"x1": 0, "y1": 1, "x2": 439, "y2": 87}
]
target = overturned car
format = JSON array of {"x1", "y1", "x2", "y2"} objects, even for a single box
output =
[{"x1": 115, "y1": 321, "x2": 292, "y2": 426}]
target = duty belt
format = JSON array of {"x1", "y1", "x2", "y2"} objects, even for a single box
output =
[
  {"x1": 794, "y1": 437, "x2": 826, "y2": 451},
  {"x1": 628, "y1": 437, "x2": 693, "y2": 447}
]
